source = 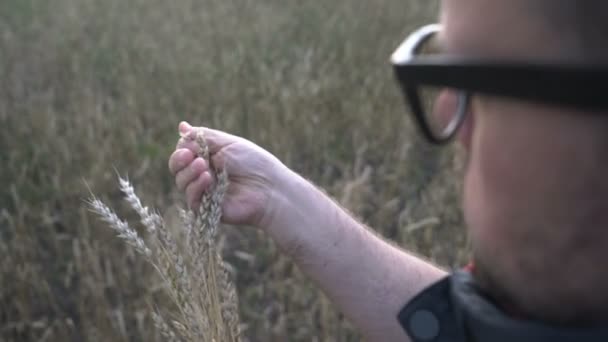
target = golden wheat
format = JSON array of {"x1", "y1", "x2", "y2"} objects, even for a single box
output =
[{"x1": 88, "y1": 131, "x2": 240, "y2": 341}]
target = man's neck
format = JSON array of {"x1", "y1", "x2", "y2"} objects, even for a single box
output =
[{"x1": 471, "y1": 260, "x2": 608, "y2": 328}]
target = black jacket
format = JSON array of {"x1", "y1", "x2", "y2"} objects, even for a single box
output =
[{"x1": 398, "y1": 271, "x2": 608, "y2": 341}]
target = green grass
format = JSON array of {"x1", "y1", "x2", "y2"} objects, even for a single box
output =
[{"x1": 0, "y1": 0, "x2": 469, "y2": 340}]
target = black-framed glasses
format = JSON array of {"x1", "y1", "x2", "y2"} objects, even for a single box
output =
[{"x1": 391, "y1": 24, "x2": 608, "y2": 144}]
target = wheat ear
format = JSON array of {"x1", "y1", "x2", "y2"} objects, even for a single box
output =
[{"x1": 88, "y1": 129, "x2": 241, "y2": 341}]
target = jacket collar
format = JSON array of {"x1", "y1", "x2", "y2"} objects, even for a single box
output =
[{"x1": 398, "y1": 271, "x2": 608, "y2": 342}]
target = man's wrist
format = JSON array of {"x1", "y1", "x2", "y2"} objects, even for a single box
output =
[{"x1": 260, "y1": 168, "x2": 335, "y2": 259}]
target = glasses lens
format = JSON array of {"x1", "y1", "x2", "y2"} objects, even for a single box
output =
[
  {"x1": 413, "y1": 32, "x2": 464, "y2": 140},
  {"x1": 419, "y1": 87, "x2": 463, "y2": 139}
]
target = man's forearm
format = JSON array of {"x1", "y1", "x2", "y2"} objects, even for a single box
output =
[{"x1": 265, "y1": 171, "x2": 447, "y2": 341}]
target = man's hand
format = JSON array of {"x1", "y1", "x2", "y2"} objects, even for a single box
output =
[
  {"x1": 168, "y1": 121, "x2": 290, "y2": 228},
  {"x1": 168, "y1": 121, "x2": 442, "y2": 341}
]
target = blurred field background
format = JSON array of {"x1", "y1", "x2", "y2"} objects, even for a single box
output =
[{"x1": 0, "y1": 0, "x2": 469, "y2": 340}]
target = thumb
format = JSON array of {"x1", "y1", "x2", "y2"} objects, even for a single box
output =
[
  {"x1": 196, "y1": 127, "x2": 240, "y2": 154},
  {"x1": 176, "y1": 124, "x2": 240, "y2": 155},
  {"x1": 178, "y1": 121, "x2": 193, "y2": 136}
]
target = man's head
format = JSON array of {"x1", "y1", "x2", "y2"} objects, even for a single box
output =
[{"x1": 438, "y1": 0, "x2": 608, "y2": 325}]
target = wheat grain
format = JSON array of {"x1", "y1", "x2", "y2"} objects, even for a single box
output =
[
  {"x1": 88, "y1": 130, "x2": 240, "y2": 341},
  {"x1": 119, "y1": 176, "x2": 162, "y2": 233},
  {"x1": 152, "y1": 311, "x2": 180, "y2": 342},
  {"x1": 87, "y1": 198, "x2": 151, "y2": 257}
]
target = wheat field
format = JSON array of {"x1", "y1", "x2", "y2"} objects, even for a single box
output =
[{"x1": 0, "y1": 0, "x2": 469, "y2": 340}]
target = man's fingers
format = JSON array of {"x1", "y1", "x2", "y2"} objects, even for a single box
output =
[
  {"x1": 176, "y1": 137, "x2": 201, "y2": 155},
  {"x1": 175, "y1": 158, "x2": 208, "y2": 191},
  {"x1": 168, "y1": 149, "x2": 195, "y2": 175},
  {"x1": 186, "y1": 172, "x2": 213, "y2": 208},
  {"x1": 173, "y1": 122, "x2": 230, "y2": 207}
]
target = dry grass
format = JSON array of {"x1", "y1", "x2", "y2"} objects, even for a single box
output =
[{"x1": 0, "y1": 0, "x2": 468, "y2": 340}]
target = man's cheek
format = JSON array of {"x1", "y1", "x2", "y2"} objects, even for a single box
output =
[{"x1": 432, "y1": 89, "x2": 460, "y2": 132}]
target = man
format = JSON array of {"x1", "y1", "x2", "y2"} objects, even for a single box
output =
[{"x1": 169, "y1": 1, "x2": 608, "y2": 340}]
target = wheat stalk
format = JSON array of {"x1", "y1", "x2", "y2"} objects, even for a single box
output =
[{"x1": 88, "y1": 130, "x2": 241, "y2": 341}]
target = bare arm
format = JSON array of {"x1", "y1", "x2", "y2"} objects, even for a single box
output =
[
  {"x1": 169, "y1": 122, "x2": 446, "y2": 341},
  {"x1": 265, "y1": 170, "x2": 446, "y2": 341}
]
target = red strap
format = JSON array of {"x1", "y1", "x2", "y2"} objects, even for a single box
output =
[
  {"x1": 463, "y1": 261, "x2": 476, "y2": 274},
  {"x1": 463, "y1": 261, "x2": 524, "y2": 317}
]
